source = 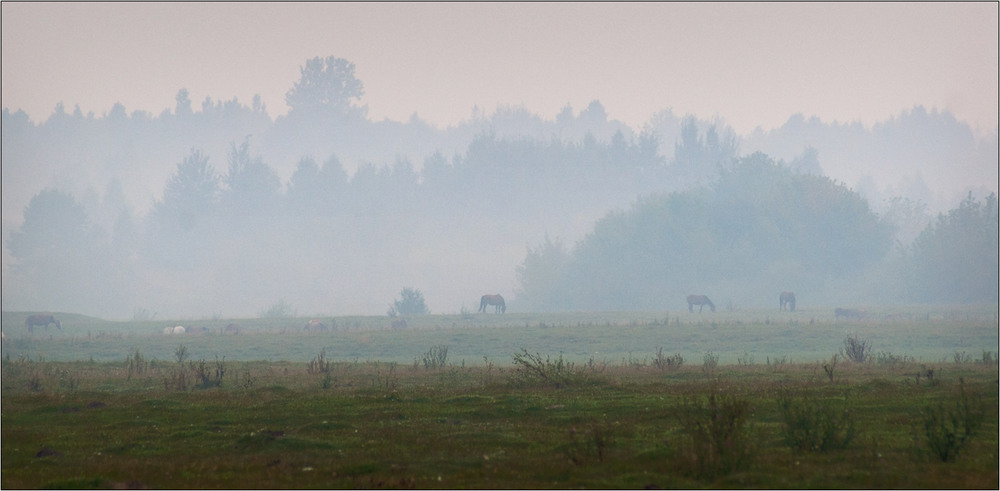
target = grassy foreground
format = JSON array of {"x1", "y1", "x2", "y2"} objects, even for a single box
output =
[{"x1": 2, "y1": 352, "x2": 997, "y2": 489}]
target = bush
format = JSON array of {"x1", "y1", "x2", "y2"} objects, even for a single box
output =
[
  {"x1": 676, "y1": 390, "x2": 756, "y2": 477},
  {"x1": 421, "y1": 345, "x2": 449, "y2": 369},
  {"x1": 776, "y1": 392, "x2": 857, "y2": 452},
  {"x1": 389, "y1": 287, "x2": 429, "y2": 316},
  {"x1": 922, "y1": 378, "x2": 986, "y2": 462},
  {"x1": 510, "y1": 349, "x2": 581, "y2": 388},
  {"x1": 653, "y1": 347, "x2": 683, "y2": 370},
  {"x1": 258, "y1": 298, "x2": 296, "y2": 318},
  {"x1": 841, "y1": 334, "x2": 872, "y2": 363}
]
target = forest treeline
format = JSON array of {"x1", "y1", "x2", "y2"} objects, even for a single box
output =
[{"x1": 2, "y1": 56, "x2": 997, "y2": 317}]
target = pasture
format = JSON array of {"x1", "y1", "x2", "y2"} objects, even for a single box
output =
[{"x1": 2, "y1": 306, "x2": 998, "y2": 488}]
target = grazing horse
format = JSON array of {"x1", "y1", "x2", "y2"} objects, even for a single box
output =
[
  {"x1": 163, "y1": 326, "x2": 187, "y2": 335},
  {"x1": 834, "y1": 308, "x2": 866, "y2": 321},
  {"x1": 779, "y1": 291, "x2": 796, "y2": 312},
  {"x1": 479, "y1": 294, "x2": 506, "y2": 314},
  {"x1": 26, "y1": 314, "x2": 61, "y2": 333},
  {"x1": 686, "y1": 295, "x2": 715, "y2": 313},
  {"x1": 304, "y1": 319, "x2": 328, "y2": 332}
]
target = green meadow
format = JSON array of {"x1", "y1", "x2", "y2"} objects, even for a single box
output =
[{"x1": 2, "y1": 307, "x2": 997, "y2": 488}]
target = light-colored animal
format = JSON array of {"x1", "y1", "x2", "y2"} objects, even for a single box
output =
[
  {"x1": 686, "y1": 295, "x2": 716, "y2": 313},
  {"x1": 779, "y1": 291, "x2": 796, "y2": 312},
  {"x1": 26, "y1": 314, "x2": 61, "y2": 333},
  {"x1": 479, "y1": 294, "x2": 506, "y2": 313},
  {"x1": 304, "y1": 319, "x2": 328, "y2": 332},
  {"x1": 164, "y1": 325, "x2": 187, "y2": 335}
]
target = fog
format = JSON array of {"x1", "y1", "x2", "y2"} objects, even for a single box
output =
[{"x1": 2, "y1": 57, "x2": 997, "y2": 319}]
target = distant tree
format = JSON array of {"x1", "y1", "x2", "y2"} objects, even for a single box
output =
[
  {"x1": 672, "y1": 117, "x2": 737, "y2": 185},
  {"x1": 516, "y1": 152, "x2": 895, "y2": 310},
  {"x1": 8, "y1": 188, "x2": 93, "y2": 263},
  {"x1": 389, "y1": 287, "x2": 429, "y2": 316},
  {"x1": 515, "y1": 236, "x2": 569, "y2": 312},
  {"x1": 151, "y1": 150, "x2": 218, "y2": 231},
  {"x1": 6, "y1": 188, "x2": 106, "y2": 309},
  {"x1": 285, "y1": 55, "x2": 365, "y2": 116},
  {"x1": 907, "y1": 192, "x2": 998, "y2": 303},
  {"x1": 221, "y1": 138, "x2": 281, "y2": 216},
  {"x1": 174, "y1": 88, "x2": 193, "y2": 117}
]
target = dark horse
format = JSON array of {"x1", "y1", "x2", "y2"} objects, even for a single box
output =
[
  {"x1": 26, "y1": 314, "x2": 61, "y2": 333},
  {"x1": 686, "y1": 295, "x2": 715, "y2": 313},
  {"x1": 779, "y1": 291, "x2": 796, "y2": 312},
  {"x1": 479, "y1": 294, "x2": 506, "y2": 314}
]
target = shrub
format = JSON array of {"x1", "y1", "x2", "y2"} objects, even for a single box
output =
[
  {"x1": 308, "y1": 349, "x2": 331, "y2": 374},
  {"x1": 390, "y1": 287, "x2": 429, "y2": 316},
  {"x1": 175, "y1": 344, "x2": 189, "y2": 364},
  {"x1": 421, "y1": 345, "x2": 449, "y2": 369},
  {"x1": 702, "y1": 351, "x2": 719, "y2": 375},
  {"x1": 841, "y1": 334, "x2": 872, "y2": 363},
  {"x1": 258, "y1": 298, "x2": 296, "y2": 318},
  {"x1": 653, "y1": 347, "x2": 683, "y2": 370},
  {"x1": 922, "y1": 378, "x2": 986, "y2": 462},
  {"x1": 776, "y1": 391, "x2": 857, "y2": 452},
  {"x1": 676, "y1": 390, "x2": 756, "y2": 477},
  {"x1": 510, "y1": 349, "x2": 580, "y2": 388}
]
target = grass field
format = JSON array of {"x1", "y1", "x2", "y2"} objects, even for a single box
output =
[{"x1": 2, "y1": 307, "x2": 998, "y2": 488}]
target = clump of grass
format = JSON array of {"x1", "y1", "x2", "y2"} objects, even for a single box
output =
[
  {"x1": 875, "y1": 350, "x2": 913, "y2": 367},
  {"x1": 922, "y1": 378, "x2": 986, "y2": 462},
  {"x1": 776, "y1": 391, "x2": 858, "y2": 452},
  {"x1": 164, "y1": 367, "x2": 189, "y2": 392},
  {"x1": 676, "y1": 389, "x2": 756, "y2": 477},
  {"x1": 737, "y1": 351, "x2": 755, "y2": 366},
  {"x1": 307, "y1": 349, "x2": 331, "y2": 374},
  {"x1": 979, "y1": 350, "x2": 997, "y2": 364},
  {"x1": 564, "y1": 420, "x2": 615, "y2": 465},
  {"x1": 702, "y1": 351, "x2": 719, "y2": 375},
  {"x1": 190, "y1": 357, "x2": 225, "y2": 389},
  {"x1": 653, "y1": 348, "x2": 683, "y2": 370},
  {"x1": 510, "y1": 349, "x2": 581, "y2": 388},
  {"x1": 175, "y1": 344, "x2": 189, "y2": 364},
  {"x1": 841, "y1": 334, "x2": 872, "y2": 363},
  {"x1": 125, "y1": 348, "x2": 149, "y2": 380},
  {"x1": 421, "y1": 345, "x2": 449, "y2": 369},
  {"x1": 822, "y1": 354, "x2": 838, "y2": 382}
]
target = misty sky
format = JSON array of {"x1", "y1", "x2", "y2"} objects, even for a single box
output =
[{"x1": 2, "y1": 2, "x2": 997, "y2": 137}]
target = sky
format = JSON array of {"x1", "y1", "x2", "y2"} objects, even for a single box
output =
[{"x1": 2, "y1": 2, "x2": 997, "y2": 137}]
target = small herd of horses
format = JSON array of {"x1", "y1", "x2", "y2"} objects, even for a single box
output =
[{"x1": 16, "y1": 293, "x2": 867, "y2": 338}]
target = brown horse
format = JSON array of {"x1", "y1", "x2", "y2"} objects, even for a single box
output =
[
  {"x1": 686, "y1": 295, "x2": 715, "y2": 313},
  {"x1": 779, "y1": 291, "x2": 796, "y2": 312},
  {"x1": 26, "y1": 314, "x2": 61, "y2": 333},
  {"x1": 479, "y1": 294, "x2": 506, "y2": 314},
  {"x1": 834, "y1": 308, "x2": 866, "y2": 321}
]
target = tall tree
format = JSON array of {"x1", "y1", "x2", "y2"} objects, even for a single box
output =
[
  {"x1": 285, "y1": 56, "x2": 365, "y2": 116},
  {"x1": 907, "y1": 192, "x2": 999, "y2": 302},
  {"x1": 151, "y1": 150, "x2": 218, "y2": 232},
  {"x1": 221, "y1": 138, "x2": 281, "y2": 216}
]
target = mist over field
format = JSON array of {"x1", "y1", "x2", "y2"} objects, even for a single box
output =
[{"x1": 2, "y1": 56, "x2": 998, "y2": 319}]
